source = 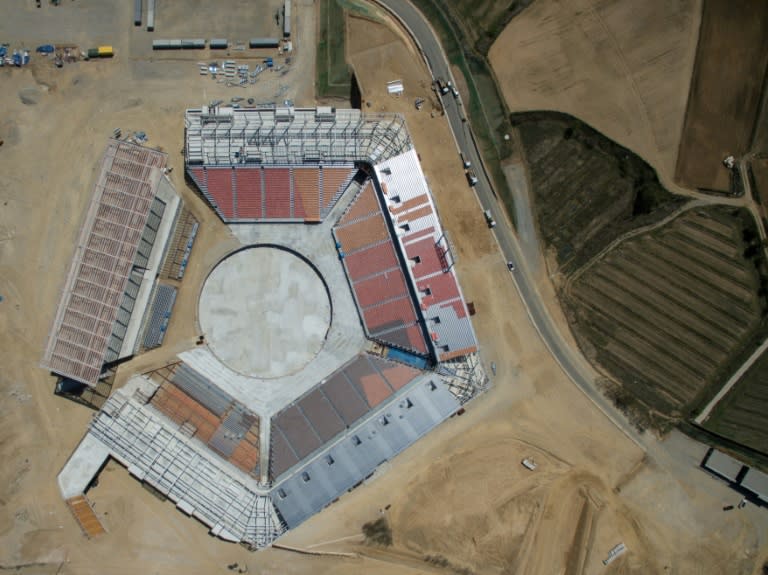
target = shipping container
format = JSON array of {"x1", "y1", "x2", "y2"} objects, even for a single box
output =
[
  {"x1": 147, "y1": 0, "x2": 155, "y2": 31},
  {"x1": 181, "y1": 39, "x2": 206, "y2": 49},
  {"x1": 283, "y1": 0, "x2": 291, "y2": 38},
  {"x1": 97, "y1": 46, "x2": 114, "y2": 57},
  {"x1": 134, "y1": 0, "x2": 142, "y2": 26},
  {"x1": 210, "y1": 38, "x2": 228, "y2": 49},
  {"x1": 249, "y1": 38, "x2": 279, "y2": 49}
]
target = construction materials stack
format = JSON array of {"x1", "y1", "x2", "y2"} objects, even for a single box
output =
[{"x1": 147, "y1": 0, "x2": 155, "y2": 31}]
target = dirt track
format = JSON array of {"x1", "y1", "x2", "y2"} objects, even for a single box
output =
[{"x1": 0, "y1": 2, "x2": 767, "y2": 575}]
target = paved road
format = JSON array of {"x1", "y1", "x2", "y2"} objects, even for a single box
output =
[{"x1": 375, "y1": 0, "x2": 645, "y2": 447}]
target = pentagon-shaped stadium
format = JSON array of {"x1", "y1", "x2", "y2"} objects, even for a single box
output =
[{"x1": 51, "y1": 106, "x2": 487, "y2": 548}]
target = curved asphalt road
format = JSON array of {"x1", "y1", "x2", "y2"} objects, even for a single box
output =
[{"x1": 375, "y1": 0, "x2": 645, "y2": 447}]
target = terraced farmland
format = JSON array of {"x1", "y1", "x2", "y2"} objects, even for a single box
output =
[
  {"x1": 512, "y1": 111, "x2": 685, "y2": 274},
  {"x1": 704, "y1": 348, "x2": 768, "y2": 454},
  {"x1": 566, "y1": 207, "x2": 766, "y2": 419}
]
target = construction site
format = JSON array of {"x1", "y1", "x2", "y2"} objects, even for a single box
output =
[
  {"x1": 1, "y1": 1, "x2": 768, "y2": 574},
  {"x1": 46, "y1": 101, "x2": 486, "y2": 549}
]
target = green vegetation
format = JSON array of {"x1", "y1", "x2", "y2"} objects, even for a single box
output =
[
  {"x1": 316, "y1": 0, "x2": 351, "y2": 99},
  {"x1": 704, "y1": 336, "x2": 768, "y2": 455},
  {"x1": 425, "y1": 554, "x2": 476, "y2": 575},
  {"x1": 511, "y1": 111, "x2": 685, "y2": 274},
  {"x1": 439, "y1": 0, "x2": 533, "y2": 56},
  {"x1": 362, "y1": 517, "x2": 393, "y2": 546},
  {"x1": 566, "y1": 206, "x2": 768, "y2": 431}
]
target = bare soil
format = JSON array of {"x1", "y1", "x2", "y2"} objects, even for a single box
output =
[
  {"x1": 489, "y1": 0, "x2": 702, "y2": 193},
  {"x1": 675, "y1": 0, "x2": 768, "y2": 192},
  {"x1": 0, "y1": 3, "x2": 766, "y2": 575}
]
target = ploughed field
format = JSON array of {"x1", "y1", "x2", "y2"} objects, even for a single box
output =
[
  {"x1": 566, "y1": 207, "x2": 765, "y2": 419},
  {"x1": 704, "y1": 346, "x2": 768, "y2": 454},
  {"x1": 675, "y1": 0, "x2": 768, "y2": 192},
  {"x1": 513, "y1": 111, "x2": 684, "y2": 275}
]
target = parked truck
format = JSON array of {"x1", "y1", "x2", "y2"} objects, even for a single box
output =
[
  {"x1": 435, "y1": 77, "x2": 449, "y2": 95},
  {"x1": 483, "y1": 209, "x2": 496, "y2": 228}
]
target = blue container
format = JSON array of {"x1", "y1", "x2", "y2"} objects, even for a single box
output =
[{"x1": 386, "y1": 347, "x2": 430, "y2": 369}]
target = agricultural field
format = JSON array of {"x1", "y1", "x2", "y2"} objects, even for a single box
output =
[
  {"x1": 704, "y1": 347, "x2": 768, "y2": 455},
  {"x1": 316, "y1": 0, "x2": 350, "y2": 98},
  {"x1": 511, "y1": 111, "x2": 685, "y2": 275},
  {"x1": 565, "y1": 207, "x2": 767, "y2": 423},
  {"x1": 675, "y1": 0, "x2": 768, "y2": 192},
  {"x1": 490, "y1": 0, "x2": 701, "y2": 191},
  {"x1": 423, "y1": 0, "x2": 533, "y2": 55},
  {"x1": 751, "y1": 158, "x2": 768, "y2": 207}
]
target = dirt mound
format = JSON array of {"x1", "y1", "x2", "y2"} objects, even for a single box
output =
[{"x1": 18, "y1": 87, "x2": 40, "y2": 105}]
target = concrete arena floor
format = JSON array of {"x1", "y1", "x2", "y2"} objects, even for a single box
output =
[{"x1": 199, "y1": 246, "x2": 332, "y2": 379}]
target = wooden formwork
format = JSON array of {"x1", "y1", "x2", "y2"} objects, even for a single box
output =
[{"x1": 66, "y1": 495, "x2": 106, "y2": 538}]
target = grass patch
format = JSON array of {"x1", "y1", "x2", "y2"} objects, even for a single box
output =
[{"x1": 317, "y1": 0, "x2": 351, "y2": 99}]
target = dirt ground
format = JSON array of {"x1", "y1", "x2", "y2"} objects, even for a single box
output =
[
  {"x1": 489, "y1": 0, "x2": 702, "y2": 194},
  {"x1": 675, "y1": 0, "x2": 768, "y2": 192},
  {"x1": 0, "y1": 2, "x2": 767, "y2": 575}
]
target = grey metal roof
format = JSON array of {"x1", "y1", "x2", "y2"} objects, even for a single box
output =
[
  {"x1": 172, "y1": 362, "x2": 234, "y2": 417},
  {"x1": 703, "y1": 449, "x2": 744, "y2": 482},
  {"x1": 741, "y1": 468, "x2": 768, "y2": 503},
  {"x1": 142, "y1": 283, "x2": 177, "y2": 349},
  {"x1": 373, "y1": 150, "x2": 478, "y2": 361},
  {"x1": 270, "y1": 378, "x2": 460, "y2": 529}
]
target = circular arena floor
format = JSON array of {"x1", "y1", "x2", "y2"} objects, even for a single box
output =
[{"x1": 199, "y1": 246, "x2": 331, "y2": 379}]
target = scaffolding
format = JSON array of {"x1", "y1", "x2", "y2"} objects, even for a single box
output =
[
  {"x1": 435, "y1": 353, "x2": 489, "y2": 404},
  {"x1": 185, "y1": 107, "x2": 412, "y2": 167},
  {"x1": 41, "y1": 140, "x2": 167, "y2": 386},
  {"x1": 89, "y1": 388, "x2": 283, "y2": 548}
]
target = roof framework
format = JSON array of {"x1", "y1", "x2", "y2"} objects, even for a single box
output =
[
  {"x1": 42, "y1": 141, "x2": 167, "y2": 386},
  {"x1": 185, "y1": 107, "x2": 411, "y2": 166}
]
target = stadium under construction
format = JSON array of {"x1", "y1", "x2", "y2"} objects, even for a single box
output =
[{"x1": 52, "y1": 106, "x2": 487, "y2": 548}]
